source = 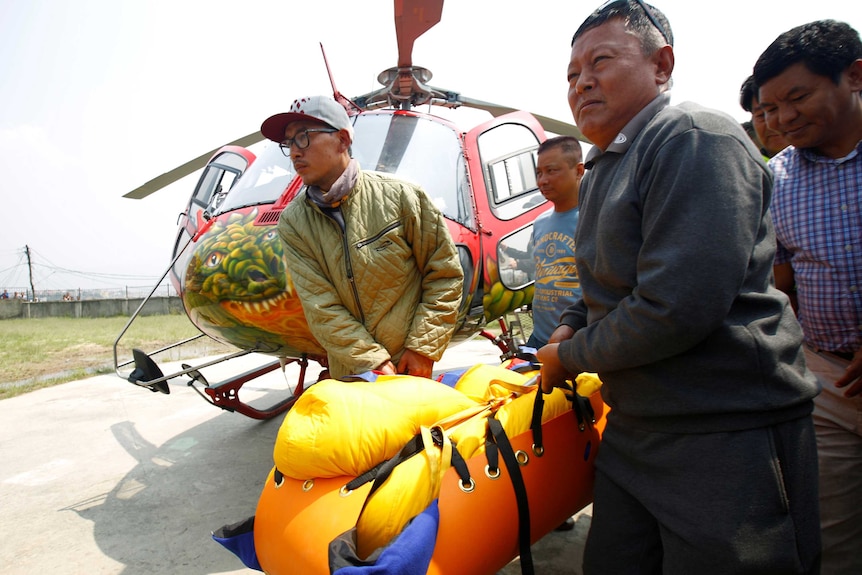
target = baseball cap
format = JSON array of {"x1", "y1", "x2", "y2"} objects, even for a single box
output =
[{"x1": 260, "y1": 95, "x2": 354, "y2": 143}]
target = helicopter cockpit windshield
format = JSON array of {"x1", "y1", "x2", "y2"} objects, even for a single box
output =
[
  {"x1": 216, "y1": 144, "x2": 297, "y2": 214},
  {"x1": 211, "y1": 110, "x2": 473, "y2": 230},
  {"x1": 351, "y1": 112, "x2": 474, "y2": 230}
]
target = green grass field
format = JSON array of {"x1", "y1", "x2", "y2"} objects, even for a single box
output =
[{"x1": 0, "y1": 315, "x2": 233, "y2": 399}]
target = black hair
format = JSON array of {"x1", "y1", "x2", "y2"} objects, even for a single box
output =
[
  {"x1": 739, "y1": 75, "x2": 757, "y2": 112},
  {"x1": 572, "y1": 0, "x2": 673, "y2": 54},
  {"x1": 538, "y1": 136, "x2": 584, "y2": 167},
  {"x1": 754, "y1": 20, "x2": 862, "y2": 87}
]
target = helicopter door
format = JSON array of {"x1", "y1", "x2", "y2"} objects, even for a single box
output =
[
  {"x1": 464, "y1": 112, "x2": 550, "y2": 320},
  {"x1": 181, "y1": 148, "x2": 252, "y2": 236},
  {"x1": 169, "y1": 148, "x2": 254, "y2": 291}
]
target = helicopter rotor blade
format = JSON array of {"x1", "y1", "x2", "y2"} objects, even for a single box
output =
[
  {"x1": 123, "y1": 130, "x2": 264, "y2": 199},
  {"x1": 458, "y1": 96, "x2": 589, "y2": 143},
  {"x1": 395, "y1": 0, "x2": 444, "y2": 68}
]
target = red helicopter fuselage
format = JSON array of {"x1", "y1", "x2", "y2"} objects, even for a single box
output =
[{"x1": 169, "y1": 107, "x2": 550, "y2": 363}]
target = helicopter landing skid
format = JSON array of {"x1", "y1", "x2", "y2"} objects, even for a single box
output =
[
  {"x1": 121, "y1": 344, "x2": 313, "y2": 420},
  {"x1": 189, "y1": 357, "x2": 310, "y2": 420}
]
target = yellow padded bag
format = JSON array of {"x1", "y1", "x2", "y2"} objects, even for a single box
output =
[
  {"x1": 354, "y1": 425, "x2": 452, "y2": 559},
  {"x1": 274, "y1": 376, "x2": 477, "y2": 479},
  {"x1": 449, "y1": 371, "x2": 602, "y2": 460},
  {"x1": 354, "y1": 367, "x2": 582, "y2": 554}
]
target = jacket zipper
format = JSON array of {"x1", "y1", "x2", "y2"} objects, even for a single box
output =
[
  {"x1": 350, "y1": 221, "x2": 402, "y2": 325},
  {"x1": 355, "y1": 221, "x2": 402, "y2": 249},
  {"x1": 312, "y1": 195, "x2": 367, "y2": 325},
  {"x1": 342, "y1": 231, "x2": 366, "y2": 325}
]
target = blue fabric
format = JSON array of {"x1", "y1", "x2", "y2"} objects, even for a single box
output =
[
  {"x1": 333, "y1": 500, "x2": 440, "y2": 575},
  {"x1": 212, "y1": 517, "x2": 262, "y2": 571},
  {"x1": 342, "y1": 371, "x2": 380, "y2": 382},
  {"x1": 436, "y1": 368, "x2": 467, "y2": 387}
]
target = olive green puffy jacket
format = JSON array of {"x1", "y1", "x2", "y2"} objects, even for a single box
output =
[{"x1": 278, "y1": 170, "x2": 464, "y2": 378}]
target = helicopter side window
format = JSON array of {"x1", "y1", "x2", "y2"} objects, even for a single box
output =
[
  {"x1": 477, "y1": 123, "x2": 544, "y2": 221},
  {"x1": 191, "y1": 167, "x2": 222, "y2": 207},
  {"x1": 217, "y1": 144, "x2": 297, "y2": 214},
  {"x1": 497, "y1": 225, "x2": 536, "y2": 290},
  {"x1": 186, "y1": 167, "x2": 239, "y2": 226},
  {"x1": 188, "y1": 151, "x2": 248, "y2": 221},
  {"x1": 488, "y1": 151, "x2": 537, "y2": 202}
]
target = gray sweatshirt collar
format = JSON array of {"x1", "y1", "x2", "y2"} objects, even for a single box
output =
[{"x1": 585, "y1": 92, "x2": 671, "y2": 168}]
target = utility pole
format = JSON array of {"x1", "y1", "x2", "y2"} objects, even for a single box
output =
[{"x1": 25, "y1": 245, "x2": 36, "y2": 301}]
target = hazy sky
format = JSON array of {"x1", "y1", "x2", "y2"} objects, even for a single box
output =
[{"x1": 0, "y1": 0, "x2": 859, "y2": 291}]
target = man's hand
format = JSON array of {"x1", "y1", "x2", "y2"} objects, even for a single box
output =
[
  {"x1": 375, "y1": 359, "x2": 397, "y2": 375},
  {"x1": 835, "y1": 348, "x2": 862, "y2": 397},
  {"x1": 396, "y1": 349, "x2": 434, "y2": 378},
  {"x1": 548, "y1": 325, "x2": 575, "y2": 345},
  {"x1": 537, "y1": 343, "x2": 575, "y2": 394}
]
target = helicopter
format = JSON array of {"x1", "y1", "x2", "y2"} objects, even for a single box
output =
[{"x1": 113, "y1": 0, "x2": 587, "y2": 420}]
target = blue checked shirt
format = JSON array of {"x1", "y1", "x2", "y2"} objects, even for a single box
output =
[{"x1": 769, "y1": 141, "x2": 862, "y2": 353}]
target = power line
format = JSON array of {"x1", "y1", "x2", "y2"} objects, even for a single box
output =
[
  {"x1": 1, "y1": 246, "x2": 162, "y2": 292},
  {"x1": 28, "y1": 246, "x2": 160, "y2": 281}
]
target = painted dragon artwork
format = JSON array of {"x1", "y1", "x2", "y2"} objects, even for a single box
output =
[
  {"x1": 181, "y1": 208, "x2": 326, "y2": 359},
  {"x1": 179, "y1": 206, "x2": 531, "y2": 362}
]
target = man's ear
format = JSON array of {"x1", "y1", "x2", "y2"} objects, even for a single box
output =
[
  {"x1": 654, "y1": 44, "x2": 675, "y2": 87},
  {"x1": 845, "y1": 59, "x2": 862, "y2": 93},
  {"x1": 337, "y1": 130, "x2": 352, "y2": 152}
]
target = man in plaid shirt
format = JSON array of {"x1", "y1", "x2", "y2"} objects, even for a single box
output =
[{"x1": 755, "y1": 20, "x2": 862, "y2": 574}]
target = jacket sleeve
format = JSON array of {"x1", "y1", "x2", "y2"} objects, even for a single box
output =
[
  {"x1": 278, "y1": 207, "x2": 390, "y2": 375},
  {"x1": 402, "y1": 188, "x2": 464, "y2": 361}
]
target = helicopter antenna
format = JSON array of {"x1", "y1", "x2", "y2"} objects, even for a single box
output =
[{"x1": 320, "y1": 42, "x2": 363, "y2": 116}]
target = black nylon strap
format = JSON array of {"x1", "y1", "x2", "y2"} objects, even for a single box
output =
[
  {"x1": 485, "y1": 424, "x2": 500, "y2": 475},
  {"x1": 530, "y1": 386, "x2": 545, "y2": 452},
  {"x1": 489, "y1": 417, "x2": 533, "y2": 575},
  {"x1": 510, "y1": 358, "x2": 542, "y2": 372},
  {"x1": 344, "y1": 433, "x2": 425, "y2": 492},
  {"x1": 572, "y1": 392, "x2": 596, "y2": 432},
  {"x1": 449, "y1": 443, "x2": 472, "y2": 486}
]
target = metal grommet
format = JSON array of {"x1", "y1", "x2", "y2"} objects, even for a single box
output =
[
  {"x1": 459, "y1": 478, "x2": 476, "y2": 493},
  {"x1": 532, "y1": 443, "x2": 545, "y2": 457},
  {"x1": 515, "y1": 450, "x2": 529, "y2": 466},
  {"x1": 274, "y1": 475, "x2": 285, "y2": 489},
  {"x1": 339, "y1": 485, "x2": 353, "y2": 497},
  {"x1": 302, "y1": 479, "x2": 314, "y2": 492},
  {"x1": 484, "y1": 465, "x2": 501, "y2": 480}
]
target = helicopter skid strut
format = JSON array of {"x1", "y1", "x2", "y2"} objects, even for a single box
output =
[
  {"x1": 122, "y1": 344, "x2": 312, "y2": 420},
  {"x1": 194, "y1": 357, "x2": 309, "y2": 420}
]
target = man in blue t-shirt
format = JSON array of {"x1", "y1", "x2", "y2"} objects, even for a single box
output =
[{"x1": 525, "y1": 136, "x2": 584, "y2": 349}]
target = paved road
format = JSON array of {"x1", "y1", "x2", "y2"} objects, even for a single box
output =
[{"x1": 0, "y1": 337, "x2": 590, "y2": 574}]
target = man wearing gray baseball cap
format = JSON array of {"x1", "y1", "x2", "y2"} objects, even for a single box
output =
[{"x1": 262, "y1": 95, "x2": 463, "y2": 380}]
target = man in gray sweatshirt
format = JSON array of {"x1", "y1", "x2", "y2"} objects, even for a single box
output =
[{"x1": 537, "y1": 2, "x2": 821, "y2": 573}]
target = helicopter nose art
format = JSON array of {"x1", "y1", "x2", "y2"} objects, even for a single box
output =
[{"x1": 182, "y1": 208, "x2": 325, "y2": 358}]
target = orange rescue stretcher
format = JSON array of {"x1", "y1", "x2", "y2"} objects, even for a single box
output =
[{"x1": 218, "y1": 361, "x2": 608, "y2": 575}]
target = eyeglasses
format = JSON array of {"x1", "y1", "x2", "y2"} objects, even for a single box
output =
[
  {"x1": 279, "y1": 128, "x2": 338, "y2": 155},
  {"x1": 597, "y1": 0, "x2": 670, "y2": 46}
]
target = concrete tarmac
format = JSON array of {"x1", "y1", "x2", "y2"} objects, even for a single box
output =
[{"x1": 0, "y1": 336, "x2": 590, "y2": 575}]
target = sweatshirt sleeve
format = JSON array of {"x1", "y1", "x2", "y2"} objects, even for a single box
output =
[{"x1": 558, "y1": 125, "x2": 771, "y2": 375}]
